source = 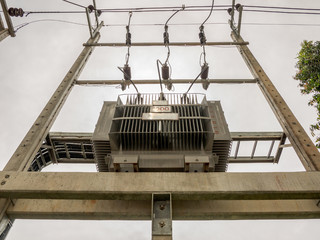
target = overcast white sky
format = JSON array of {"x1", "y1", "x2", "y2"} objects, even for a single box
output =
[{"x1": 1, "y1": 0, "x2": 320, "y2": 239}]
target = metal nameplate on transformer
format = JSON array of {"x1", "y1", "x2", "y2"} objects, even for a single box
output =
[
  {"x1": 152, "y1": 100, "x2": 168, "y2": 106},
  {"x1": 142, "y1": 113, "x2": 179, "y2": 120},
  {"x1": 150, "y1": 106, "x2": 172, "y2": 113}
]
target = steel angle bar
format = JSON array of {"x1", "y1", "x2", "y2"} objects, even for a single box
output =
[
  {"x1": 75, "y1": 78, "x2": 257, "y2": 85},
  {"x1": 83, "y1": 41, "x2": 249, "y2": 47}
]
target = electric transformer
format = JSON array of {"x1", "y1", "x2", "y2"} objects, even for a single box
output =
[{"x1": 92, "y1": 93, "x2": 231, "y2": 172}]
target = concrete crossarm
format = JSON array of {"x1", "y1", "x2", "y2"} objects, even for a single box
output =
[{"x1": 0, "y1": 172, "x2": 320, "y2": 200}]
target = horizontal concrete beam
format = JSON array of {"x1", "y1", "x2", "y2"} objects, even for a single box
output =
[
  {"x1": 83, "y1": 41, "x2": 249, "y2": 47},
  {"x1": 75, "y1": 79, "x2": 257, "y2": 85},
  {"x1": 7, "y1": 199, "x2": 320, "y2": 220},
  {"x1": 0, "y1": 172, "x2": 320, "y2": 200}
]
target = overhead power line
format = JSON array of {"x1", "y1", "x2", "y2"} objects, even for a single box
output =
[
  {"x1": 4, "y1": 4, "x2": 320, "y2": 15},
  {"x1": 14, "y1": 20, "x2": 320, "y2": 32}
]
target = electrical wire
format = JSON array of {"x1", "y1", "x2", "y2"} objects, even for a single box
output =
[
  {"x1": 7, "y1": 3, "x2": 320, "y2": 15},
  {"x1": 125, "y1": 12, "x2": 133, "y2": 64},
  {"x1": 185, "y1": 65, "x2": 209, "y2": 95},
  {"x1": 103, "y1": 22, "x2": 320, "y2": 27},
  {"x1": 244, "y1": 5, "x2": 320, "y2": 12},
  {"x1": 14, "y1": 20, "x2": 320, "y2": 32},
  {"x1": 14, "y1": 19, "x2": 88, "y2": 31},
  {"x1": 62, "y1": 0, "x2": 86, "y2": 9},
  {"x1": 156, "y1": 60, "x2": 164, "y2": 93},
  {"x1": 117, "y1": 66, "x2": 140, "y2": 94},
  {"x1": 165, "y1": 5, "x2": 185, "y2": 26},
  {"x1": 245, "y1": 9, "x2": 320, "y2": 15},
  {"x1": 200, "y1": 0, "x2": 215, "y2": 28}
]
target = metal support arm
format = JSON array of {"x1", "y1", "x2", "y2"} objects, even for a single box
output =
[
  {"x1": 4, "y1": 22, "x2": 103, "y2": 172},
  {"x1": 83, "y1": 41, "x2": 249, "y2": 47},
  {"x1": 231, "y1": 32, "x2": 320, "y2": 171},
  {"x1": 75, "y1": 78, "x2": 257, "y2": 85}
]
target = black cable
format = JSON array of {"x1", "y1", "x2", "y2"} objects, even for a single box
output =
[
  {"x1": 14, "y1": 19, "x2": 88, "y2": 31},
  {"x1": 185, "y1": 65, "x2": 209, "y2": 94},
  {"x1": 156, "y1": 60, "x2": 164, "y2": 93},
  {"x1": 10, "y1": 4, "x2": 320, "y2": 15},
  {"x1": 117, "y1": 66, "x2": 139, "y2": 94},
  {"x1": 103, "y1": 22, "x2": 320, "y2": 27},
  {"x1": 200, "y1": 0, "x2": 215, "y2": 28},
  {"x1": 165, "y1": 5, "x2": 185, "y2": 26},
  {"x1": 99, "y1": 5, "x2": 228, "y2": 12},
  {"x1": 23, "y1": 8, "x2": 227, "y2": 15},
  {"x1": 245, "y1": 5, "x2": 320, "y2": 12},
  {"x1": 62, "y1": 0, "x2": 86, "y2": 8},
  {"x1": 244, "y1": 9, "x2": 320, "y2": 15}
]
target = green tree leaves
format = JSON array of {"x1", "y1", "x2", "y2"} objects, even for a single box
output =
[{"x1": 295, "y1": 40, "x2": 320, "y2": 147}]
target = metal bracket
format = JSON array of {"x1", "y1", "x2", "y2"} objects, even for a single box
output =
[
  {"x1": 112, "y1": 155, "x2": 139, "y2": 172},
  {"x1": 152, "y1": 193, "x2": 172, "y2": 239},
  {"x1": 184, "y1": 156, "x2": 210, "y2": 172}
]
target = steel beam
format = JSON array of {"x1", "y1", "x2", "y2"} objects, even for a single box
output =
[
  {"x1": 0, "y1": 0, "x2": 15, "y2": 37},
  {"x1": 231, "y1": 32, "x2": 320, "y2": 171},
  {"x1": 228, "y1": 157, "x2": 274, "y2": 163},
  {"x1": 230, "y1": 132, "x2": 283, "y2": 141},
  {"x1": 75, "y1": 78, "x2": 257, "y2": 85},
  {"x1": 83, "y1": 41, "x2": 249, "y2": 47},
  {"x1": 0, "y1": 172, "x2": 320, "y2": 200},
  {"x1": 6, "y1": 199, "x2": 320, "y2": 220},
  {"x1": 4, "y1": 22, "x2": 103, "y2": 172}
]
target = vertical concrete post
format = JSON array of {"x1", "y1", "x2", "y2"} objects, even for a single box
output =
[
  {"x1": 4, "y1": 23, "x2": 103, "y2": 172},
  {"x1": 0, "y1": 23, "x2": 103, "y2": 239},
  {"x1": 231, "y1": 32, "x2": 320, "y2": 171},
  {"x1": 0, "y1": 0, "x2": 15, "y2": 37}
]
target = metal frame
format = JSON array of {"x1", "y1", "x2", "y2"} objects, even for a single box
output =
[
  {"x1": 83, "y1": 41, "x2": 249, "y2": 47},
  {"x1": 0, "y1": 0, "x2": 15, "y2": 41},
  {"x1": 1, "y1": 2, "x2": 320, "y2": 239},
  {"x1": 75, "y1": 78, "x2": 257, "y2": 85}
]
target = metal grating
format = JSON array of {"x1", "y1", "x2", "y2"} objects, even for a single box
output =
[
  {"x1": 212, "y1": 140, "x2": 232, "y2": 172},
  {"x1": 118, "y1": 93, "x2": 205, "y2": 106},
  {"x1": 92, "y1": 140, "x2": 111, "y2": 172},
  {"x1": 29, "y1": 147, "x2": 51, "y2": 172},
  {"x1": 110, "y1": 93, "x2": 211, "y2": 151}
]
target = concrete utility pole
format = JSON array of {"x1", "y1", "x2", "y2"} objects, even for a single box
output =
[
  {"x1": 0, "y1": 0, "x2": 15, "y2": 42},
  {"x1": 1, "y1": 2, "x2": 320, "y2": 240}
]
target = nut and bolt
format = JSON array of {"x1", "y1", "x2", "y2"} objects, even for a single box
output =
[
  {"x1": 159, "y1": 204, "x2": 165, "y2": 210},
  {"x1": 159, "y1": 221, "x2": 166, "y2": 228},
  {"x1": 1, "y1": 181, "x2": 6, "y2": 185}
]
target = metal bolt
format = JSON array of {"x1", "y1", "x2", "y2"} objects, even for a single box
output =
[
  {"x1": 159, "y1": 204, "x2": 165, "y2": 210},
  {"x1": 195, "y1": 159, "x2": 199, "y2": 162},
  {"x1": 124, "y1": 159, "x2": 127, "y2": 162},
  {"x1": 5, "y1": 175, "x2": 10, "y2": 179},
  {"x1": 159, "y1": 221, "x2": 165, "y2": 228},
  {"x1": 1, "y1": 181, "x2": 6, "y2": 185}
]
